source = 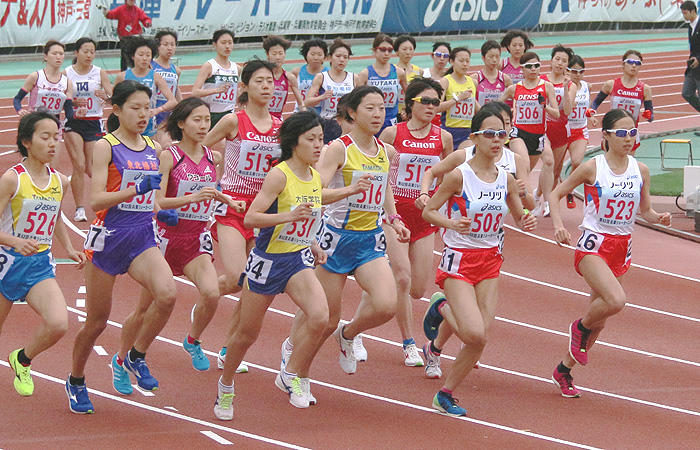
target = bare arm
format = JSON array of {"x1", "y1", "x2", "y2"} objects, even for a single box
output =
[
  {"x1": 422, "y1": 168, "x2": 470, "y2": 232},
  {"x1": 318, "y1": 140, "x2": 370, "y2": 204},
  {"x1": 505, "y1": 173, "x2": 536, "y2": 231},
  {"x1": 153, "y1": 73, "x2": 177, "y2": 113},
  {"x1": 638, "y1": 162, "x2": 671, "y2": 225},
  {"x1": 513, "y1": 153, "x2": 535, "y2": 210},
  {"x1": 191, "y1": 62, "x2": 223, "y2": 98},
  {"x1": 243, "y1": 168, "x2": 299, "y2": 228},
  {"x1": 203, "y1": 112, "x2": 238, "y2": 147},
  {"x1": 304, "y1": 73, "x2": 327, "y2": 107},
  {"x1": 549, "y1": 158, "x2": 596, "y2": 245},
  {"x1": 421, "y1": 149, "x2": 466, "y2": 196},
  {"x1": 544, "y1": 82, "x2": 560, "y2": 119},
  {"x1": 286, "y1": 71, "x2": 304, "y2": 111}
]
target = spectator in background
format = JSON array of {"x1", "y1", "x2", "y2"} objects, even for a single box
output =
[
  {"x1": 681, "y1": 1, "x2": 700, "y2": 119},
  {"x1": 98, "y1": 0, "x2": 152, "y2": 71}
]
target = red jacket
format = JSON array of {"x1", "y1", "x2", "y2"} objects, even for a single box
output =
[{"x1": 106, "y1": 4, "x2": 151, "y2": 37}]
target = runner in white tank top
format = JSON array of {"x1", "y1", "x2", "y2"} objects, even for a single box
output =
[
  {"x1": 563, "y1": 55, "x2": 592, "y2": 209},
  {"x1": 548, "y1": 109, "x2": 671, "y2": 399}
]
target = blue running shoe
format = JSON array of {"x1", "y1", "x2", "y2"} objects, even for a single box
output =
[
  {"x1": 183, "y1": 337, "x2": 210, "y2": 371},
  {"x1": 111, "y1": 354, "x2": 133, "y2": 394},
  {"x1": 423, "y1": 292, "x2": 447, "y2": 341},
  {"x1": 65, "y1": 379, "x2": 94, "y2": 414},
  {"x1": 432, "y1": 391, "x2": 467, "y2": 417},
  {"x1": 123, "y1": 352, "x2": 159, "y2": 391}
]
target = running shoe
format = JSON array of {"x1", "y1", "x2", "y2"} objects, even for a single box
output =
[
  {"x1": 280, "y1": 337, "x2": 293, "y2": 371},
  {"x1": 123, "y1": 352, "x2": 159, "y2": 391},
  {"x1": 183, "y1": 337, "x2": 210, "y2": 371},
  {"x1": 217, "y1": 347, "x2": 249, "y2": 373},
  {"x1": 111, "y1": 353, "x2": 133, "y2": 395},
  {"x1": 274, "y1": 371, "x2": 309, "y2": 408},
  {"x1": 213, "y1": 379, "x2": 234, "y2": 421},
  {"x1": 552, "y1": 366, "x2": 581, "y2": 398},
  {"x1": 403, "y1": 343, "x2": 424, "y2": 367},
  {"x1": 300, "y1": 377, "x2": 317, "y2": 406},
  {"x1": 432, "y1": 391, "x2": 467, "y2": 417},
  {"x1": 422, "y1": 343, "x2": 442, "y2": 379},
  {"x1": 8, "y1": 349, "x2": 33, "y2": 396},
  {"x1": 74, "y1": 207, "x2": 87, "y2": 222},
  {"x1": 566, "y1": 193, "x2": 576, "y2": 209},
  {"x1": 569, "y1": 318, "x2": 591, "y2": 365},
  {"x1": 333, "y1": 323, "x2": 357, "y2": 374},
  {"x1": 423, "y1": 292, "x2": 447, "y2": 341},
  {"x1": 65, "y1": 379, "x2": 94, "y2": 414},
  {"x1": 353, "y1": 334, "x2": 367, "y2": 362},
  {"x1": 542, "y1": 201, "x2": 551, "y2": 217}
]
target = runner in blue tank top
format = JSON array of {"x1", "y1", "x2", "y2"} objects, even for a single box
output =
[
  {"x1": 291, "y1": 39, "x2": 328, "y2": 114},
  {"x1": 151, "y1": 29, "x2": 182, "y2": 146}
]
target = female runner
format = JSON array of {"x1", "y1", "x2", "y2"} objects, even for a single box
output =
[
  {"x1": 291, "y1": 39, "x2": 328, "y2": 114},
  {"x1": 192, "y1": 29, "x2": 242, "y2": 129},
  {"x1": 0, "y1": 112, "x2": 85, "y2": 398},
  {"x1": 67, "y1": 81, "x2": 177, "y2": 414},
  {"x1": 500, "y1": 30, "x2": 534, "y2": 85},
  {"x1": 438, "y1": 47, "x2": 479, "y2": 148},
  {"x1": 421, "y1": 108, "x2": 536, "y2": 416},
  {"x1": 202, "y1": 60, "x2": 281, "y2": 367},
  {"x1": 214, "y1": 111, "x2": 329, "y2": 419},
  {"x1": 64, "y1": 37, "x2": 113, "y2": 222},
  {"x1": 549, "y1": 108, "x2": 670, "y2": 397},
  {"x1": 152, "y1": 29, "x2": 182, "y2": 146},
  {"x1": 423, "y1": 41, "x2": 451, "y2": 127},
  {"x1": 358, "y1": 33, "x2": 407, "y2": 133},
  {"x1": 394, "y1": 35, "x2": 422, "y2": 119},
  {"x1": 475, "y1": 40, "x2": 512, "y2": 107},
  {"x1": 377, "y1": 77, "x2": 453, "y2": 366},
  {"x1": 588, "y1": 50, "x2": 654, "y2": 154},
  {"x1": 114, "y1": 37, "x2": 177, "y2": 138},
  {"x1": 263, "y1": 35, "x2": 304, "y2": 120}
]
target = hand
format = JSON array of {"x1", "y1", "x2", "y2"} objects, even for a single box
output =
[
  {"x1": 311, "y1": 242, "x2": 327, "y2": 265},
  {"x1": 13, "y1": 237, "x2": 40, "y2": 256},
  {"x1": 321, "y1": 90, "x2": 334, "y2": 100},
  {"x1": 18, "y1": 109, "x2": 29, "y2": 117},
  {"x1": 75, "y1": 107, "x2": 88, "y2": 119},
  {"x1": 690, "y1": 57, "x2": 699, "y2": 69},
  {"x1": 590, "y1": 116, "x2": 599, "y2": 127},
  {"x1": 554, "y1": 226, "x2": 571, "y2": 246},
  {"x1": 451, "y1": 217, "x2": 472, "y2": 235},
  {"x1": 585, "y1": 108, "x2": 596, "y2": 118},
  {"x1": 392, "y1": 221, "x2": 411, "y2": 243},
  {"x1": 288, "y1": 202, "x2": 314, "y2": 222},
  {"x1": 414, "y1": 193, "x2": 429, "y2": 210},
  {"x1": 641, "y1": 109, "x2": 653, "y2": 122},
  {"x1": 193, "y1": 187, "x2": 218, "y2": 203},
  {"x1": 657, "y1": 212, "x2": 672, "y2": 226},
  {"x1": 157, "y1": 209, "x2": 179, "y2": 226},
  {"x1": 515, "y1": 179, "x2": 528, "y2": 198},
  {"x1": 67, "y1": 249, "x2": 87, "y2": 269},
  {"x1": 148, "y1": 107, "x2": 161, "y2": 118},
  {"x1": 350, "y1": 173, "x2": 372, "y2": 195},
  {"x1": 95, "y1": 89, "x2": 109, "y2": 102},
  {"x1": 74, "y1": 97, "x2": 88, "y2": 107},
  {"x1": 457, "y1": 90, "x2": 472, "y2": 101},
  {"x1": 135, "y1": 173, "x2": 162, "y2": 195},
  {"x1": 519, "y1": 210, "x2": 537, "y2": 231},
  {"x1": 219, "y1": 83, "x2": 232, "y2": 94},
  {"x1": 537, "y1": 93, "x2": 546, "y2": 105}
]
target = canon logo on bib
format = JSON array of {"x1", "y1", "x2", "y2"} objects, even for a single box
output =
[
  {"x1": 402, "y1": 139, "x2": 436, "y2": 149},
  {"x1": 617, "y1": 90, "x2": 641, "y2": 97},
  {"x1": 246, "y1": 131, "x2": 277, "y2": 143},
  {"x1": 424, "y1": 0, "x2": 503, "y2": 27}
]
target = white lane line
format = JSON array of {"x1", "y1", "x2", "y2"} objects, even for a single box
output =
[
  {"x1": 78, "y1": 316, "x2": 85, "y2": 322},
  {"x1": 134, "y1": 385, "x2": 156, "y2": 397},
  {"x1": 93, "y1": 345, "x2": 108, "y2": 356},
  {"x1": 76, "y1": 299, "x2": 85, "y2": 308},
  {"x1": 78, "y1": 285, "x2": 86, "y2": 294},
  {"x1": 0, "y1": 360, "x2": 306, "y2": 449},
  {"x1": 164, "y1": 406, "x2": 179, "y2": 411},
  {"x1": 201, "y1": 431, "x2": 234, "y2": 445},
  {"x1": 0, "y1": 149, "x2": 16, "y2": 155}
]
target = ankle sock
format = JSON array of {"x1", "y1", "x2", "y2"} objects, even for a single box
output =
[
  {"x1": 17, "y1": 348, "x2": 31, "y2": 367},
  {"x1": 129, "y1": 347, "x2": 146, "y2": 362},
  {"x1": 439, "y1": 387, "x2": 453, "y2": 395},
  {"x1": 577, "y1": 320, "x2": 591, "y2": 333},
  {"x1": 430, "y1": 341, "x2": 442, "y2": 355},
  {"x1": 402, "y1": 338, "x2": 415, "y2": 349},
  {"x1": 186, "y1": 335, "x2": 201, "y2": 345},
  {"x1": 69, "y1": 375, "x2": 85, "y2": 386},
  {"x1": 557, "y1": 362, "x2": 571, "y2": 374}
]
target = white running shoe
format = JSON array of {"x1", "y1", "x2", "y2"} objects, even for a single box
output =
[
  {"x1": 74, "y1": 207, "x2": 87, "y2": 222},
  {"x1": 333, "y1": 324, "x2": 357, "y2": 374},
  {"x1": 353, "y1": 334, "x2": 367, "y2": 362},
  {"x1": 274, "y1": 371, "x2": 309, "y2": 408},
  {"x1": 422, "y1": 343, "x2": 442, "y2": 379},
  {"x1": 280, "y1": 337, "x2": 293, "y2": 371},
  {"x1": 217, "y1": 347, "x2": 249, "y2": 373},
  {"x1": 542, "y1": 201, "x2": 551, "y2": 217},
  {"x1": 300, "y1": 377, "x2": 316, "y2": 405},
  {"x1": 214, "y1": 378, "x2": 234, "y2": 420},
  {"x1": 403, "y1": 344, "x2": 424, "y2": 367}
]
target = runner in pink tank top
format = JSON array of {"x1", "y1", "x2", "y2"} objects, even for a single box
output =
[
  {"x1": 500, "y1": 30, "x2": 534, "y2": 86},
  {"x1": 475, "y1": 40, "x2": 512, "y2": 106},
  {"x1": 264, "y1": 36, "x2": 303, "y2": 120}
]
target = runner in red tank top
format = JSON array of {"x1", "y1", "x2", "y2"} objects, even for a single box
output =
[
  {"x1": 264, "y1": 36, "x2": 303, "y2": 120},
  {"x1": 379, "y1": 77, "x2": 453, "y2": 368}
]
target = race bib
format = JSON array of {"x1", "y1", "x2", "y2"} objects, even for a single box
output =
[
  {"x1": 438, "y1": 247, "x2": 462, "y2": 274},
  {"x1": 15, "y1": 199, "x2": 59, "y2": 245},
  {"x1": 300, "y1": 247, "x2": 315, "y2": 267},
  {"x1": 396, "y1": 153, "x2": 439, "y2": 192},
  {"x1": 38, "y1": 91, "x2": 66, "y2": 115},
  {"x1": 199, "y1": 230, "x2": 214, "y2": 254},
  {"x1": 176, "y1": 180, "x2": 216, "y2": 221},
  {"x1": 245, "y1": 250, "x2": 273, "y2": 284},
  {"x1": 515, "y1": 100, "x2": 543, "y2": 125},
  {"x1": 576, "y1": 229, "x2": 603, "y2": 253},
  {"x1": 348, "y1": 171, "x2": 387, "y2": 213},
  {"x1": 316, "y1": 224, "x2": 341, "y2": 257},
  {"x1": 611, "y1": 97, "x2": 641, "y2": 121},
  {"x1": 598, "y1": 191, "x2": 638, "y2": 227},
  {"x1": 211, "y1": 75, "x2": 238, "y2": 106},
  {"x1": 277, "y1": 207, "x2": 322, "y2": 247},
  {"x1": 118, "y1": 169, "x2": 158, "y2": 212},
  {"x1": 212, "y1": 200, "x2": 228, "y2": 217},
  {"x1": 374, "y1": 230, "x2": 387, "y2": 253},
  {"x1": 237, "y1": 140, "x2": 280, "y2": 179},
  {"x1": 449, "y1": 97, "x2": 475, "y2": 121},
  {"x1": 84, "y1": 225, "x2": 107, "y2": 252},
  {"x1": 0, "y1": 247, "x2": 16, "y2": 279},
  {"x1": 268, "y1": 88, "x2": 287, "y2": 113},
  {"x1": 73, "y1": 80, "x2": 103, "y2": 117}
]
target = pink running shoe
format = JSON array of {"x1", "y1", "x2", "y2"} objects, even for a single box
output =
[
  {"x1": 552, "y1": 367, "x2": 581, "y2": 398},
  {"x1": 569, "y1": 319, "x2": 591, "y2": 365}
]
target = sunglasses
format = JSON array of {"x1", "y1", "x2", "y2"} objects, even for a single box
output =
[
  {"x1": 411, "y1": 96, "x2": 441, "y2": 106},
  {"x1": 472, "y1": 129, "x2": 508, "y2": 139},
  {"x1": 433, "y1": 51, "x2": 450, "y2": 59},
  {"x1": 522, "y1": 62, "x2": 541, "y2": 69},
  {"x1": 624, "y1": 59, "x2": 642, "y2": 66},
  {"x1": 605, "y1": 128, "x2": 638, "y2": 138},
  {"x1": 376, "y1": 47, "x2": 393, "y2": 53},
  {"x1": 567, "y1": 68, "x2": 585, "y2": 74}
]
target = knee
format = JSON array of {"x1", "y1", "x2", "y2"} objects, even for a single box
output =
[
  {"x1": 47, "y1": 316, "x2": 69, "y2": 338},
  {"x1": 457, "y1": 329, "x2": 487, "y2": 350},
  {"x1": 375, "y1": 296, "x2": 397, "y2": 321},
  {"x1": 394, "y1": 270, "x2": 411, "y2": 295},
  {"x1": 607, "y1": 292, "x2": 626, "y2": 315},
  {"x1": 233, "y1": 324, "x2": 260, "y2": 348},
  {"x1": 83, "y1": 317, "x2": 108, "y2": 337},
  {"x1": 220, "y1": 271, "x2": 242, "y2": 295},
  {"x1": 324, "y1": 314, "x2": 341, "y2": 338},
  {"x1": 306, "y1": 306, "x2": 329, "y2": 335},
  {"x1": 153, "y1": 284, "x2": 177, "y2": 311},
  {"x1": 200, "y1": 287, "x2": 221, "y2": 306},
  {"x1": 542, "y1": 155, "x2": 554, "y2": 169}
]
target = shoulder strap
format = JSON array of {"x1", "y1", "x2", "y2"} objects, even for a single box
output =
[{"x1": 103, "y1": 133, "x2": 120, "y2": 146}]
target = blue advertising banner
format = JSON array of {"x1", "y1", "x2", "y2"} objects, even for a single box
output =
[{"x1": 381, "y1": 0, "x2": 543, "y2": 33}]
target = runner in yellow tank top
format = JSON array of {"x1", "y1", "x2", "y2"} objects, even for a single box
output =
[{"x1": 439, "y1": 47, "x2": 480, "y2": 148}]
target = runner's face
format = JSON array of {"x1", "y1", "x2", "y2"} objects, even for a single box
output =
[
  {"x1": 115, "y1": 91, "x2": 151, "y2": 134},
  {"x1": 622, "y1": 55, "x2": 641, "y2": 77},
  {"x1": 45, "y1": 45, "x2": 64, "y2": 68},
  {"x1": 158, "y1": 35, "x2": 176, "y2": 60},
  {"x1": 473, "y1": 115, "x2": 506, "y2": 157},
  {"x1": 568, "y1": 63, "x2": 584, "y2": 82},
  {"x1": 76, "y1": 42, "x2": 95, "y2": 66},
  {"x1": 245, "y1": 68, "x2": 274, "y2": 105},
  {"x1": 214, "y1": 34, "x2": 233, "y2": 57},
  {"x1": 351, "y1": 92, "x2": 385, "y2": 135},
  {"x1": 433, "y1": 45, "x2": 450, "y2": 70},
  {"x1": 330, "y1": 47, "x2": 349, "y2": 71},
  {"x1": 305, "y1": 46, "x2": 325, "y2": 67},
  {"x1": 605, "y1": 116, "x2": 636, "y2": 154},
  {"x1": 551, "y1": 52, "x2": 569, "y2": 74},
  {"x1": 522, "y1": 58, "x2": 540, "y2": 80},
  {"x1": 508, "y1": 37, "x2": 525, "y2": 58},
  {"x1": 25, "y1": 119, "x2": 59, "y2": 164},
  {"x1": 180, "y1": 105, "x2": 211, "y2": 143},
  {"x1": 396, "y1": 41, "x2": 415, "y2": 64},
  {"x1": 374, "y1": 42, "x2": 393, "y2": 64},
  {"x1": 133, "y1": 46, "x2": 152, "y2": 70},
  {"x1": 267, "y1": 45, "x2": 286, "y2": 68},
  {"x1": 483, "y1": 48, "x2": 501, "y2": 70},
  {"x1": 411, "y1": 88, "x2": 439, "y2": 122},
  {"x1": 293, "y1": 125, "x2": 324, "y2": 165},
  {"x1": 451, "y1": 50, "x2": 470, "y2": 75}
]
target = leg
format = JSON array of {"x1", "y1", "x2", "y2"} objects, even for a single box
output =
[
  {"x1": 343, "y1": 257, "x2": 397, "y2": 338},
  {"x1": 118, "y1": 287, "x2": 154, "y2": 360},
  {"x1": 23, "y1": 279, "x2": 69, "y2": 359},
  {"x1": 568, "y1": 139, "x2": 586, "y2": 175},
  {"x1": 578, "y1": 256, "x2": 626, "y2": 327},
  {"x1": 216, "y1": 223, "x2": 250, "y2": 296},
  {"x1": 537, "y1": 142, "x2": 555, "y2": 211},
  {"x1": 309, "y1": 265, "x2": 347, "y2": 350},
  {"x1": 384, "y1": 224, "x2": 412, "y2": 341},
  {"x1": 682, "y1": 72, "x2": 700, "y2": 113},
  {"x1": 183, "y1": 255, "x2": 220, "y2": 340},
  {"x1": 0, "y1": 295, "x2": 11, "y2": 335},
  {"x1": 551, "y1": 144, "x2": 568, "y2": 192},
  {"x1": 63, "y1": 132, "x2": 87, "y2": 210}
]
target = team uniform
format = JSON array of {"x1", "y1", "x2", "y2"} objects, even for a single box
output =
[
  {"x1": 609, "y1": 78, "x2": 644, "y2": 152},
  {"x1": 512, "y1": 80, "x2": 547, "y2": 155},
  {"x1": 541, "y1": 74, "x2": 569, "y2": 149},
  {"x1": 398, "y1": 63, "x2": 421, "y2": 116},
  {"x1": 575, "y1": 155, "x2": 641, "y2": 277},
  {"x1": 0, "y1": 164, "x2": 61, "y2": 301},
  {"x1": 268, "y1": 71, "x2": 290, "y2": 121},
  {"x1": 216, "y1": 111, "x2": 282, "y2": 241},
  {"x1": 501, "y1": 59, "x2": 524, "y2": 85},
  {"x1": 201, "y1": 59, "x2": 239, "y2": 128},
  {"x1": 157, "y1": 145, "x2": 217, "y2": 276},
  {"x1": 124, "y1": 68, "x2": 157, "y2": 137},
  {"x1": 319, "y1": 71, "x2": 354, "y2": 120},
  {"x1": 64, "y1": 65, "x2": 104, "y2": 142},
  {"x1": 152, "y1": 60, "x2": 178, "y2": 127},
  {"x1": 243, "y1": 161, "x2": 322, "y2": 295},
  {"x1": 319, "y1": 134, "x2": 389, "y2": 273},
  {"x1": 84, "y1": 134, "x2": 159, "y2": 275},
  {"x1": 464, "y1": 145, "x2": 517, "y2": 175},
  {"x1": 443, "y1": 74, "x2": 477, "y2": 148},
  {"x1": 437, "y1": 162, "x2": 508, "y2": 287},
  {"x1": 297, "y1": 65, "x2": 327, "y2": 114},
  {"x1": 366, "y1": 64, "x2": 401, "y2": 132},
  {"x1": 389, "y1": 122, "x2": 442, "y2": 241},
  {"x1": 28, "y1": 70, "x2": 68, "y2": 117},
  {"x1": 475, "y1": 70, "x2": 507, "y2": 106},
  {"x1": 568, "y1": 80, "x2": 590, "y2": 145}
]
